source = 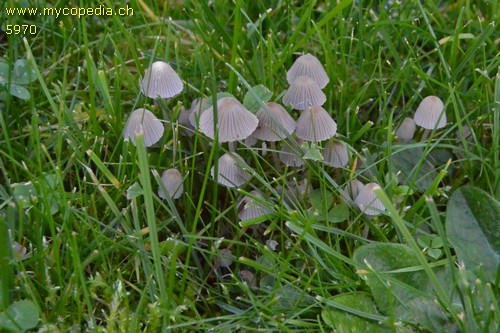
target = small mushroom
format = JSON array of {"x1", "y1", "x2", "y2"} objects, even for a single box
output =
[
  {"x1": 287, "y1": 54, "x2": 329, "y2": 89},
  {"x1": 140, "y1": 61, "x2": 183, "y2": 99},
  {"x1": 199, "y1": 97, "x2": 258, "y2": 143},
  {"x1": 395, "y1": 117, "x2": 416, "y2": 142},
  {"x1": 123, "y1": 108, "x2": 164, "y2": 147},
  {"x1": 253, "y1": 102, "x2": 296, "y2": 142},
  {"x1": 158, "y1": 168, "x2": 183, "y2": 200},
  {"x1": 279, "y1": 138, "x2": 305, "y2": 167},
  {"x1": 211, "y1": 152, "x2": 251, "y2": 188},
  {"x1": 283, "y1": 76, "x2": 326, "y2": 111},
  {"x1": 341, "y1": 179, "x2": 365, "y2": 201},
  {"x1": 323, "y1": 140, "x2": 349, "y2": 168},
  {"x1": 354, "y1": 183, "x2": 386, "y2": 216},
  {"x1": 295, "y1": 106, "x2": 337, "y2": 142},
  {"x1": 414, "y1": 96, "x2": 446, "y2": 130},
  {"x1": 237, "y1": 190, "x2": 273, "y2": 222}
]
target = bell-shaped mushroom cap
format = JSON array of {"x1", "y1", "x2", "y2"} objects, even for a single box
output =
[
  {"x1": 279, "y1": 138, "x2": 304, "y2": 167},
  {"x1": 253, "y1": 102, "x2": 297, "y2": 142},
  {"x1": 123, "y1": 108, "x2": 164, "y2": 147},
  {"x1": 188, "y1": 97, "x2": 210, "y2": 128},
  {"x1": 287, "y1": 54, "x2": 329, "y2": 89},
  {"x1": 354, "y1": 183, "x2": 386, "y2": 216},
  {"x1": 341, "y1": 179, "x2": 365, "y2": 201},
  {"x1": 283, "y1": 76, "x2": 326, "y2": 111},
  {"x1": 237, "y1": 190, "x2": 273, "y2": 222},
  {"x1": 395, "y1": 117, "x2": 416, "y2": 141},
  {"x1": 140, "y1": 61, "x2": 183, "y2": 99},
  {"x1": 295, "y1": 106, "x2": 337, "y2": 142},
  {"x1": 199, "y1": 97, "x2": 259, "y2": 143},
  {"x1": 211, "y1": 152, "x2": 251, "y2": 188},
  {"x1": 414, "y1": 96, "x2": 446, "y2": 130},
  {"x1": 323, "y1": 140, "x2": 349, "y2": 167},
  {"x1": 215, "y1": 248, "x2": 233, "y2": 268},
  {"x1": 158, "y1": 168, "x2": 183, "y2": 200}
]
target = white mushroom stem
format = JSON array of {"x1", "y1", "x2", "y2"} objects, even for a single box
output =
[
  {"x1": 228, "y1": 141, "x2": 236, "y2": 152},
  {"x1": 421, "y1": 129, "x2": 430, "y2": 141},
  {"x1": 269, "y1": 141, "x2": 282, "y2": 172}
]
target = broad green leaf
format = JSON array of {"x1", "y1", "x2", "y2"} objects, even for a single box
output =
[
  {"x1": 302, "y1": 144, "x2": 323, "y2": 161},
  {"x1": 353, "y1": 243, "x2": 454, "y2": 332},
  {"x1": 445, "y1": 186, "x2": 500, "y2": 281},
  {"x1": 309, "y1": 189, "x2": 333, "y2": 216},
  {"x1": 12, "y1": 182, "x2": 37, "y2": 207},
  {"x1": 326, "y1": 203, "x2": 349, "y2": 223},
  {"x1": 126, "y1": 182, "x2": 143, "y2": 200},
  {"x1": 322, "y1": 292, "x2": 391, "y2": 332},
  {"x1": 0, "y1": 300, "x2": 40, "y2": 332},
  {"x1": 391, "y1": 147, "x2": 437, "y2": 192},
  {"x1": 242, "y1": 84, "x2": 273, "y2": 113},
  {"x1": 12, "y1": 59, "x2": 36, "y2": 84},
  {"x1": 0, "y1": 62, "x2": 9, "y2": 85},
  {"x1": 9, "y1": 84, "x2": 30, "y2": 100}
]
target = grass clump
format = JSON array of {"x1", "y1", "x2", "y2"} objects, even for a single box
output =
[{"x1": 0, "y1": 0, "x2": 498, "y2": 331}]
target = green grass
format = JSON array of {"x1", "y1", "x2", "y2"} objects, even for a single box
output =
[{"x1": 0, "y1": 0, "x2": 499, "y2": 331}]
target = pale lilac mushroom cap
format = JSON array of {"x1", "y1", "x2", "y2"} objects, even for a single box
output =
[
  {"x1": 283, "y1": 76, "x2": 326, "y2": 111},
  {"x1": 323, "y1": 140, "x2": 349, "y2": 168},
  {"x1": 140, "y1": 61, "x2": 183, "y2": 99},
  {"x1": 253, "y1": 102, "x2": 297, "y2": 142},
  {"x1": 341, "y1": 179, "x2": 365, "y2": 201},
  {"x1": 211, "y1": 152, "x2": 251, "y2": 188},
  {"x1": 188, "y1": 97, "x2": 210, "y2": 128},
  {"x1": 295, "y1": 106, "x2": 337, "y2": 142},
  {"x1": 279, "y1": 138, "x2": 304, "y2": 167},
  {"x1": 395, "y1": 117, "x2": 417, "y2": 141},
  {"x1": 158, "y1": 168, "x2": 184, "y2": 200},
  {"x1": 123, "y1": 108, "x2": 164, "y2": 147},
  {"x1": 287, "y1": 54, "x2": 329, "y2": 89},
  {"x1": 414, "y1": 96, "x2": 446, "y2": 130},
  {"x1": 199, "y1": 97, "x2": 259, "y2": 143},
  {"x1": 237, "y1": 190, "x2": 272, "y2": 222},
  {"x1": 354, "y1": 183, "x2": 386, "y2": 216}
]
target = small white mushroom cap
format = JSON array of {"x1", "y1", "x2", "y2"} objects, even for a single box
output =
[
  {"x1": 414, "y1": 96, "x2": 446, "y2": 130},
  {"x1": 395, "y1": 117, "x2": 417, "y2": 141},
  {"x1": 253, "y1": 102, "x2": 297, "y2": 142},
  {"x1": 354, "y1": 183, "x2": 386, "y2": 216},
  {"x1": 237, "y1": 190, "x2": 273, "y2": 222},
  {"x1": 188, "y1": 97, "x2": 210, "y2": 128},
  {"x1": 295, "y1": 106, "x2": 337, "y2": 142},
  {"x1": 140, "y1": 61, "x2": 183, "y2": 99},
  {"x1": 287, "y1": 54, "x2": 329, "y2": 89},
  {"x1": 158, "y1": 168, "x2": 183, "y2": 200},
  {"x1": 283, "y1": 76, "x2": 326, "y2": 111},
  {"x1": 279, "y1": 138, "x2": 304, "y2": 167},
  {"x1": 123, "y1": 108, "x2": 164, "y2": 147},
  {"x1": 323, "y1": 140, "x2": 349, "y2": 168},
  {"x1": 211, "y1": 152, "x2": 251, "y2": 188},
  {"x1": 341, "y1": 179, "x2": 365, "y2": 201},
  {"x1": 199, "y1": 97, "x2": 259, "y2": 143},
  {"x1": 215, "y1": 248, "x2": 233, "y2": 268}
]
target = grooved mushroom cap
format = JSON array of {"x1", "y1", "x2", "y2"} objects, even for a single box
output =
[
  {"x1": 199, "y1": 97, "x2": 259, "y2": 143},
  {"x1": 237, "y1": 190, "x2": 273, "y2": 222},
  {"x1": 279, "y1": 138, "x2": 304, "y2": 167},
  {"x1": 140, "y1": 61, "x2": 183, "y2": 99},
  {"x1": 283, "y1": 76, "x2": 326, "y2": 110},
  {"x1": 396, "y1": 117, "x2": 417, "y2": 141},
  {"x1": 123, "y1": 108, "x2": 164, "y2": 147},
  {"x1": 211, "y1": 152, "x2": 251, "y2": 188},
  {"x1": 158, "y1": 168, "x2": 183, "y2": 200},
  {"x1": 188, "y1": 97, "x2": 210, "y2": 128},
  {"x1": 414, "y1": 96, "x2": 446, "y2": 130},
  {"x1": 341, "y1": 179, "x2": 365, "y2": 201},
  {"x1": 287, "y1": 54, "x2": 329, "y2": 89},
  {"x1": 323, "y1": 140, "x2": 349, "y2": 168},
  {"x1": 295, "y1": 106, "x2": 337, "y2": 142},
  {"x1": 354, "y1": 183, "x2": 386, "y2": 216},
  {"x1": 253, "y1": 102, "x2": 297, "y2": 142}
]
